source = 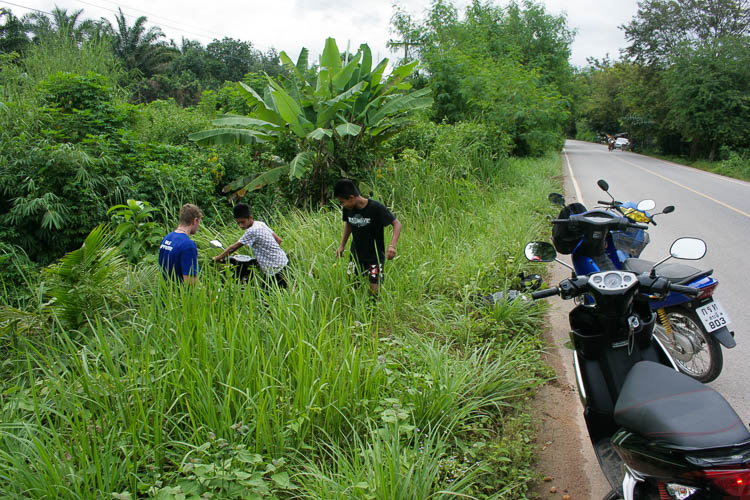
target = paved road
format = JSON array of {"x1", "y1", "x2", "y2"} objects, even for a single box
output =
[{"x1": 556, "y1": 139, "x2": 750, "y2": 494}]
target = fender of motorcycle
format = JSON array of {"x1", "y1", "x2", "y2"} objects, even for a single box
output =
[
  {"x1": 713, "y1": 325, "x2": 736, "y2": 348},
  {"x1": 647, "y1": 275, "x2": 717, "y2": 309}
]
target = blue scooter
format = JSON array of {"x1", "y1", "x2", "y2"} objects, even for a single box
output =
[{"x1": 548, "y1": 180, "x2": 735, "y2": 383}]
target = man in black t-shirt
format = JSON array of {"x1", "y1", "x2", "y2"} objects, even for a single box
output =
[{"x1": 334, "y1": 179, "x2": 402, "y2": 294}]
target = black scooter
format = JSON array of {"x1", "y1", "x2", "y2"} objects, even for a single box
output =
[{"x1": 525, "y1": 218, "x2": 750, "y2": 499}]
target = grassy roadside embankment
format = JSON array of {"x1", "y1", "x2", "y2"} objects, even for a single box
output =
[{"x1": 1, "y1": 152, "x2": 561, "y2": 499}]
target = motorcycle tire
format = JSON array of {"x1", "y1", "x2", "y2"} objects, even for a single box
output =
[
  {"x1": 654, "y1": 306, "x2": 723, "y2": 383},
  {"x1": 602, "y1": 491, "x2": 622, "y2": 500}
]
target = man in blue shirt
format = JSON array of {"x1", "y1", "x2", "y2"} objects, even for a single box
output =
[{"x1": 159, "y1": 203, "x2": 202, "y2": 284}]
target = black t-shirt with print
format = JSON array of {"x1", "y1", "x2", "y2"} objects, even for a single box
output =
[{"x1": 342, "y1": 199, "x2": 396, "y2": 263}]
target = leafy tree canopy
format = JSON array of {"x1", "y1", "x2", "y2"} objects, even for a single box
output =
[{"x1": 622, "y1": 0, "x2": 750, "y2": 65}]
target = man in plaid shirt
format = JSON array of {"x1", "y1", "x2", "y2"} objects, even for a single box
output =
[{"x1": 213, "y1": 203, "x2": 289, "y2": 288}]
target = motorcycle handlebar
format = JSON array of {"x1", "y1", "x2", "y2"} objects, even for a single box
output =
[
  {"x1": 531, "y1": 287, "x2": 560, "y2": 299},
  {"x1": 668, "y1": 283, "x2": 701, "y2": 296},
  {"x1": 597, "y1": 200, "x2": 612, "y2": 205}
]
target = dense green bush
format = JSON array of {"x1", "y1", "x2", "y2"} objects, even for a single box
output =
[{"x1": 132, "y1": 98, "x2": 211, "y2": 145}]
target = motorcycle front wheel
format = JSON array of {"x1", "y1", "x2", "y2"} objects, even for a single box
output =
[{"x1": 653, "y1": 307, "x2": 723, "y2": 383}]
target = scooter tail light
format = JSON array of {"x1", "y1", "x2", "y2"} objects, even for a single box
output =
[
  {"x1": 696, "y1": 282, "x2": 718, "y2": 300},
  {"x1": 703, "y1": 469, "x2": 750, "y2": 497}
]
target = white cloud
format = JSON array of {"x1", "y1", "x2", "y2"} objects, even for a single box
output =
[{"x1": 17, "y1": 0, "x2": 639, "y2": 67}]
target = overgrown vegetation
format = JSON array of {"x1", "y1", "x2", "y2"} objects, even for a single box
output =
[{"x1": 0, "y1": 2, "x2": 576, "y2": 496}]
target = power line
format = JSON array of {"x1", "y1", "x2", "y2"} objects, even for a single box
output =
[
  {"x1": 0, "y1": 0, "x2": 52, "y2": 16},
  {"x1": 80, "y1": 0, "x2": 223, "y2": 40},
  {"x1": 1, "y1": 0, "x2": 275, "y2": 52},
  {"x1": 74, "y1": 0, "x2": 218, "y2": 42}
]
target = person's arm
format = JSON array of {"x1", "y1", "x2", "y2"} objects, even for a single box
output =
[
  {"x1": 336, "y1": 222, "x2": 352, "y2": 257},
  {"x1": 213, "y1": 241, "x2": 243, "y2": 261},
  {"x1": 273, "y1": 232, "x2": 282, "y2": 245},
  {"x1": 386, "y1": 218, "x2": 402, "y2": 259}
]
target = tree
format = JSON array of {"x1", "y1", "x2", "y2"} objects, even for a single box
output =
[
  {"x1": 105, "y1": 8, "x2": 175, "y2": 77},
  {"x1": 394, "y1": 0, "x2": 572, "y2": 154},
  {"x1": 662, "y1": 37, "x2": 750, "y2": 160},
  {"x1": 190, "y1": 37, "x2": 432, "y2": 204},
  {"x1": 622, "y1": 0, "x2": 750, "y2": 65},
  {"x1": 22, "y1": 6, "x2": 97, "y2": 43},
  {"x1": 0, "y1": 8, "x2": 29, "y2": 54}
]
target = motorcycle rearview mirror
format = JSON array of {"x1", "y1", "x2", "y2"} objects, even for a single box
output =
[
  {"x1": 524, "y1": 241, "x2": 576, "y2": 275},
  {"x1": 597, "y1": 179, "x2": 616, "y2": 205},
  {"x1": 636, "y1": 199, "x2": 656, "y2": 211},
  {"x1": 209, "y1": 239, "x2": 224, "y2": 249},
  {"x1": 662, "y1": 205, "x2": 675, "y2": 214},
  {"x1": 649, "y1": 237, "x2": 706, "y2": 277},
  {"x1": 548, "y1": 193, "x2": 565, "y2": 207},
  {"x1": 670, "y1": 237, "x2": 706, "y2": 260}
]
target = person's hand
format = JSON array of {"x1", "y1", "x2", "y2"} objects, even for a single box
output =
[
  {"x1": 335, "y1": 246, "x2": 345, "y2": 258},
  {"x1": 386, "y1": 245, "x2": 397, "y2": 260},
  {"x1": 213, "y1": 255, "x2": 224, "y2": 262}
]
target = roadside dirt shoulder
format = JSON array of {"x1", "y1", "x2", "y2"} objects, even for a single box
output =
[{"x1": 527, "y1": 260, "x2": 611, "y2": 500}]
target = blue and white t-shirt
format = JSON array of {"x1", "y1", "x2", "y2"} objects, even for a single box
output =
[
  {"x1": 238, "y1": 221, "x2": 288, "y2": 275},
  {"x1": 159, "y1": 232, "x2": 198, "y2": 281}
]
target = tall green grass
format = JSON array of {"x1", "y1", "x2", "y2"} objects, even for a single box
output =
[{"x1": 0, "y1": 152, "x2": 561, "y2": 498}]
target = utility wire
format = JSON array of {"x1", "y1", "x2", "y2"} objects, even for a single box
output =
[
  {"x1": 1, "y1": 0, "x2": 275, "y2": 52},
  {"x1": 0, "y1": 0, "x2": 52, "y2": 16}
]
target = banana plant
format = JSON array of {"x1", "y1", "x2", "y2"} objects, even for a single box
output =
[{"x1": 189, "y1": 37, "x2": 432, "y2": 203}]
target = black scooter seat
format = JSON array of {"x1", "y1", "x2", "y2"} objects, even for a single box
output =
[
  {"x1": 614, "y1": 361, "x2": 750, "y2": 449},
  {"x1": 623, "y1": 258, "x2": 712, "y2": 285}
]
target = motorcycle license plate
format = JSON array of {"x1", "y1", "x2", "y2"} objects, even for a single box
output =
[{"x1": 696, "y1": 300, "x2": 731, "y2": 332}]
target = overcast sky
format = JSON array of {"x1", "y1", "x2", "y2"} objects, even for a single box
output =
[{"x1": 5, "y1": 0, "x2": 640, "y2": 67}]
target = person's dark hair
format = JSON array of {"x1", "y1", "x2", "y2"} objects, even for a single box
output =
[
  {"x1": 333, "y1": 178, "x2": 360, "y2": 199},
  {"x1": 233, "y1": 203, "x2": 251, "y2": 219}
]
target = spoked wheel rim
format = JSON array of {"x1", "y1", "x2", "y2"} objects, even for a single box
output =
[{"x1": 657, "y1": 311, "x2": 714, "y2": 379}]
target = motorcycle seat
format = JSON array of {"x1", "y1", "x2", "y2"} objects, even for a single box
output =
[
  {"x1": 623, "y1": 258, "x2": 713, "y2": 285},
  {"x1": 614, "y1": 361, "x2": 750, "y2": 449}
]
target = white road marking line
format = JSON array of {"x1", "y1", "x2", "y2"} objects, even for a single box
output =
[
  {"x1": 563, "y1": 148, "x2": 584, "y2": 204},
  {"x1": 614, "y1": 156, "x2": 750, "y2": 220}
]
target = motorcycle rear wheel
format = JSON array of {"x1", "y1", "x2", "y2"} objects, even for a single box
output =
[{"x1": 654, "y1": 307, "x2": 723, "y2": 383}]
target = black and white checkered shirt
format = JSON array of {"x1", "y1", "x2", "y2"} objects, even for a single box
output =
[{"x1": 238, "y1": 221, "x2": 288, "y2": 274}]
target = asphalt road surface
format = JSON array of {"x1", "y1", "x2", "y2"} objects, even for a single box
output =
[{"x1": 556, "y1": 139, "x2": 750, "y2": 495}]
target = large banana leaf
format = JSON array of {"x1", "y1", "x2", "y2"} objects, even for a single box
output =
[
  {"x1": 296, "y1": 47, "x2": 309, "y2": 74},
  {"x1": 315, "y1": 68, "x2": 331, "y2": 100},
  {"x1": 307, "y1": 128, "x2": 333, "y2": 140},
  {"x1": 242, "y1": 165, "x2": 289, "y2": 192},
  {"x1": 366, "y1": 88, "x2": 433, "y2": 126},
  {"x1": 335, "y1": 122, "x2": 362, "y2": 137},
  {"x1": 320, "y1": 38, "x2": 342, "y2": 76},
  {"x1": 210, "y1": 116, "x2": 279, "y2": 129},
  {"x1": 188, "y1": 128, "x2": 272, "y2": 145},
  {"x1": 238, "y1": 82, "x2": 264, "y2": 105},
  {"x1": 354, "y1": 44, "x2": 372, "y2": 82},
  {"x1": 288, "y1": 151, "x2": 314, "y2": 179},
  {"x1": 332, "y1": 52, "x2": 362, "y2": 91},
  {"x1": 314, "y1": 81, "x2": 366, "y2": 128},
  {"x1": 272, "y1": 88, "x2": 308, "y2": 137},
  {"x1": 279, "y1": 48, "x2": 308, "y2": 82},
  {"x1": 375, "y1": 60, "x2": 419, "y2": 97}
]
